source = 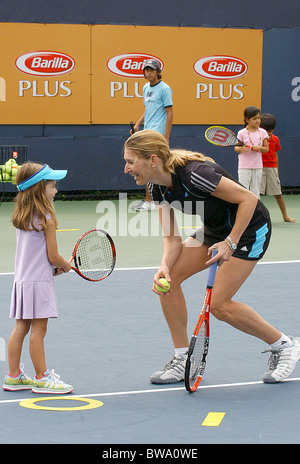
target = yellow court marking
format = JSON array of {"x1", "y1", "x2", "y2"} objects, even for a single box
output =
[
  {"x1": 19, "y1": 396, "x2": 103, "y2": 411},
  {"x1": 57, "y1": 229, "x2": 80, "y2": 232},
  {"x1": 201, "y1": 412, "x2": 226, "y2": 427}
]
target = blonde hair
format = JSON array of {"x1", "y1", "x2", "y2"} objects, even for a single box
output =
[
  {"x1": 12, "y1": 162, "x2": 58, "y2": 231},
  {"x1": 124, "y1": 129, "x2": 214, "y2": 173}
]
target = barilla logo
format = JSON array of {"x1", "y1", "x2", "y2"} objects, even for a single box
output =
[
  {"x1": 107, "y1": 53, "x2": 164, "y2": 78},
  {"x1": 15, "y1": 51, "x2": 75, "y2": 76},
  {"x1": 193, "y1": 55, "x2": 248, "y2": 80}
]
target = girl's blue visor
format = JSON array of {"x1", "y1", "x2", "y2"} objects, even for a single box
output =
[{"x1": 17, "y1": 164, "x2": 67, "y2": 192}]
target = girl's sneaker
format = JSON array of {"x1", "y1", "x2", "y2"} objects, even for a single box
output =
[
  {"x1": 32, "y1": 369, "x2": 73, "y2": 394},
  {"x1": 3, "y1": 364, "x2": 33, "y2": 391}
]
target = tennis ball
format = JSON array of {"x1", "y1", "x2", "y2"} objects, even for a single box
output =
[
  {"x1": 155, "y1": 278, "x2": 171, "y2": 293},
  {"x1": 2, "y1": 172, "x2": 10, "y2": 181},
  {"x1": 3, "y1": 165, "x2": 12, "y2": 175},
  {"x1": 11, "y1": 168, "x2": 17, "y2": 184}
]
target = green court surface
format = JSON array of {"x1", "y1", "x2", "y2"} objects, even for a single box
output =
[{"x1": 0, "y1": 194, "x2": 299, "y2": 273}]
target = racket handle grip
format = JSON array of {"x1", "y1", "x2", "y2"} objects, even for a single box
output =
[
  {"x1": 207, "y1": 249, "x2": 218, "y2": 287},
  {"x1": 130, "y1": 121, "x2": 135, "y2": 134}
]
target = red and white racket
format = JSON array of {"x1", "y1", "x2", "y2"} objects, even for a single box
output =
[{"x1": 54, "y1": 229, "x2": 116, "y2": 282}]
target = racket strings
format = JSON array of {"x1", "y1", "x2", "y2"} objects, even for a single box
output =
[
  {"x1": 75, "y1": 231, "x2": 115, "y2": 281},
  {"x1": 189, "y1": 321, "x2": 208, "y2": 387}
]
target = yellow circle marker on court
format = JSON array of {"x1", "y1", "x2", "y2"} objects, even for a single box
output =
[{"x1": 19, "y1": 396, "x2": 104, "y2": 412}]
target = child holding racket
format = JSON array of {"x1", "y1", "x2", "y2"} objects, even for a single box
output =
[
  {"x1": 3, "y1": 162, "x2": 73, "y2": 394},
  {"x1": 234, "y1": 106, "x2": 269, "y2": 198},
  {"x1": 260, "y1": 113, "x2": 295, "y2": 223},
  {"x1": 124, "y1": 130, "x2": 300, "y2": 385}
]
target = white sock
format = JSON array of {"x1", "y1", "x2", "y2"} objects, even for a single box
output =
[
  {"x1": 175, "y1": 347, "x2": 189, "y2": 358},
  {"x1": 270, "y1": 333, "x2": 293, "y2": 350}
]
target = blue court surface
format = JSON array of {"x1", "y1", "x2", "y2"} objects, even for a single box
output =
[
  {"x1": 0, "y1": 196, "x2": 300, "y2": 447},
  {"x1": 0, "y1": 261, "x2": 300, "y2": 446}
]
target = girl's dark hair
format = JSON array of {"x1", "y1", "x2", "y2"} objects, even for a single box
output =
[
  {"x1": 243, "y1": 106, "x2": 261, "y2": 126},
  {"x1": 260, "y1": 113, "x2": 277, "y2": 132}
]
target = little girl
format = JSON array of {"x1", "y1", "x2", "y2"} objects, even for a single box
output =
[
  {"x1": 234, "y1": 106, "x2": 269, "y2": 198},
  {"x1": 3, "y1": 162, "x2": 73, "y2": 394}
]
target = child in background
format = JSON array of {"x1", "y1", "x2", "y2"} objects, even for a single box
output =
[
  {"x1": 260, "y1": 113, "x2": 295, "y2": 223},
  {"x1": 234, "y1": 106, "x2": 269, "y2": 198},
  {"x1": 3, "y1": 162, "x2": 73, "y2": 394}
]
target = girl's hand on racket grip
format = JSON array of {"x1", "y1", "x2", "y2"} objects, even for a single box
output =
[
  {"x1": 240, "y1": 145, "x2": 252, "y2": 152},
  {"x1": 53, "y1": 266, "x2": 64, "y2": 276},
  {"x1": 206, "y1": 242, "x2": 233, "y2": 266},
  {"x1": 53, "y1": 261, "x2": 72, "y2": 276},
  {"x1": 62, "y1": 261, "x2": 72, "y2": 273}
]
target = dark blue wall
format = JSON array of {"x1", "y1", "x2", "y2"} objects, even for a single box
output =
[
  {"x1": 1, "y1": 1, "x2": 300, "y2": 191},
  {"x1": 1, "y1": 0, "x2": 299, "y2": 28}
]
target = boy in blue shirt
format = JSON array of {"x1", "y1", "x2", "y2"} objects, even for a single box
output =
[{"x1": 131, "y1": 59, "x2": 173, "y2": 211}]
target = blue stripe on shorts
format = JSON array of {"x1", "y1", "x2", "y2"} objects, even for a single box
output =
[{"x1": 248, "y1": 223, "x2": 269, "y2": 258}]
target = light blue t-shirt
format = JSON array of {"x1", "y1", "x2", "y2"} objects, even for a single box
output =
[{"x1": 143, "y1": 80, "x2": 173, "y2": 135}]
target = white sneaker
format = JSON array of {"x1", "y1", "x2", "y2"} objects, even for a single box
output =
[
  {"x1": 32, "y1": 369, "x2": 73, "y2": 394},
  {"x1": 262, "y1": 337, "x2": 300, "y2": 383},
  {"x1": 131, "y1": 200, "x2": 156, "y2": 212},
  {"x1": 150, "y1": 354, "x2": 186, "y2": 384},
  {"x1": 3, "y1": 364, "x2": 33, "y2": 391}
]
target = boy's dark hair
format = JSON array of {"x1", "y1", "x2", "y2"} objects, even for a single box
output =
[
  {"x1": 143, "y1": 68, "x2": 162, "y2": 80},
  {"x1": 260, "y1": 113, "x2": 277, "y2": 132}
]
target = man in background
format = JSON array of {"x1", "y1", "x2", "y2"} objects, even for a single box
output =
[{"x1": 131, "y1": 59, "x2": 173, "y2": 211}]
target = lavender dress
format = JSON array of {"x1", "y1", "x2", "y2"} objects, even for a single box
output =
[{"x1": 10, "y1": 215, "x2": 57, "y2": 319}]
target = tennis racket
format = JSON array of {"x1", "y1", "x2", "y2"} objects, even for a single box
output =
[
  {"x1": 53, "y1": 229, "x2": 116, "y2": 282},
  {"x1": 185, "y1": 249, "x2": 218, "y2": 393},
  {"x1": 205, "y1": 125, "x2": 251, "y2": 149},
  {"x1": 130, "y1": 121, "x2": 135, "y2": 134}
]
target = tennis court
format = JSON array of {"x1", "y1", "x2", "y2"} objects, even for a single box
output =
[{"x1": 0, "y1": 195, "x2": 300, "y2": 445}]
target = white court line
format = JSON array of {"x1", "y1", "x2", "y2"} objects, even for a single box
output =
[
  {"x1": 1, "y1": 260, "x2": 300, "y2": 276},
  {"x1": 1, "y1": 377, "x2": 300, "y2": 406},
  {"x1": 115, "y1": 260, "x2": 300, "y2": 271}
]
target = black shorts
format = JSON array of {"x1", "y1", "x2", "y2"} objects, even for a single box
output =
[{"x1": 191, "y1": 217, "x2": 272, "y2": 261}]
